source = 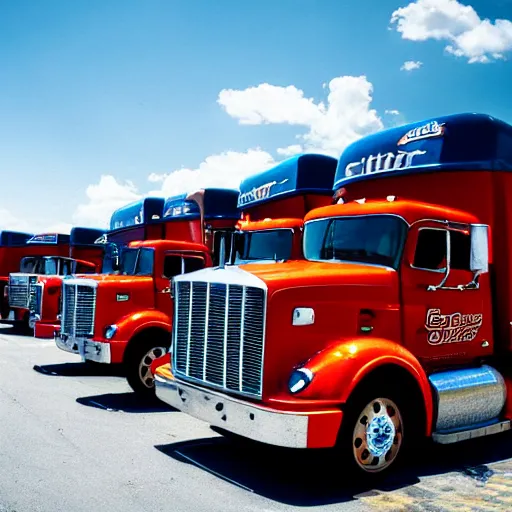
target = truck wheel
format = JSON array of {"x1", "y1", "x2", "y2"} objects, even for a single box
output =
[
  {"x1": 125, "y1": 337, "x2": 169, "y2": 395},
  {"x1": 336, "y1": 382, "x2": 416, "y2": 480}
]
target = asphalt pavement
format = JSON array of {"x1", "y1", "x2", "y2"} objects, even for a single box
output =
[{"x1": 2, "y1": 324, "x2": 512, "y2": 512}]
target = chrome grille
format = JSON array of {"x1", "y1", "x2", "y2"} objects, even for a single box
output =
[
  {"x1": 8, "y1": 275, "x2": 36, "y2": 308},
  {"x1": 173, "y1": 280, "x2": 266, "y2": 397},
  {"x1": 61, "y1": 282, "x2": 96, "y2": 337}
]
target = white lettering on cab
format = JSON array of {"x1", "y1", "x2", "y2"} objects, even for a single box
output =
[{"x1": 345, "y1": 149, "x2": 427, "y2": 177}]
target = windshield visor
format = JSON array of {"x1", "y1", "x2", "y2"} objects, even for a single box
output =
[{"x1": 303, "y1": 215, "x2": 406, "y2": 269}]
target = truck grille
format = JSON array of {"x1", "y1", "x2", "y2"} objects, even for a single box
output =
[
  {"x1": 61, "y1": 282, "x2": 96, "y2": 337},
  {"x1": 8, "y1": 275, "x2": 36, "y2": 309},
  {"x1": 173, "y1": 281, "x2": 266, "y2": 398}
]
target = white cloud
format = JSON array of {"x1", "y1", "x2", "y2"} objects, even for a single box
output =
[
  {"x1": 277, "y1": 144, "x2": 303, "y2": 156},
  {"x1": 400, "y1": 60, "x2": 423, "y2": 71},
  {"x1": 390, "y1": 0, "x2": 512, "y2": 63},
  {"x1": 0, "y1": 208, "x2": 30, "y2": 232},
  {"x1": 385, "y1": 109, "x2": 401, "y2": 115},
  {"x1": 43, "y1": 222, "x2": 73, "y2": 234},
  {"x1": 73, "y1": 175, "x2": 142, "y2": 228},
  {"x1": 218, "y1": 75, "x2": 383, "y2": 157},
  {"x1": 152, "y1": 149, "x2": 276, "y2": 197}
]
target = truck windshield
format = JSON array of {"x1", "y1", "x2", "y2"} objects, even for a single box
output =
[
  {"x1": 303, "y1": 215, "x2": 406, "y2": 269},
  {"x1": 233, "y1": 229, "x2": 293, "y2": 264},
  {"x1": 119, "y1": 247, "x2": 154, "y2": 276},
  {"x1": 20, "y1": 257, "x2": 75, "y2": 275}
]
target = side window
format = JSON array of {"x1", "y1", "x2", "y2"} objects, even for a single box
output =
[
  {"x1": 184, "y1": 256, "x2": 205, "y2": 273},
  {"x1": 163, "y1": 255, "x2": 206, "y2": 278},
  {"x1": 163, "y1": 256, "x2": 183, "y2": 278},
  {"x1": 413, "y1": 228, "x2": 470, "y2": 271}
]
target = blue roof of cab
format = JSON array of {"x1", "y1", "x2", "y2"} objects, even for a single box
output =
[
  {"x1": 70, "y1": 227, "x2": 106, "y2": 246},
  {"x1": 163, "y1": 188, "x2": 239, "y2": 220},
  {"x1": 333, "y1": 113, "x2": 512, "y2": 190},
  {"x1": 238, "y1": 153, "x2": 338, "y2": 208},
  {"x1": 0, "y1": 231, "x2": 34, "y2": 247},
  {"x1": 109, "y1": 197, "x2": 165, "y2": 231}
]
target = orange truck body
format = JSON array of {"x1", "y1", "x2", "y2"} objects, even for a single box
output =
[
  {"x1": 5, "y1": 233, "x2": 71, "y2": 327},
  {"x1": 153, "y1": 113, "x2": 512, "y2": 475},
  {"x1": 31, "y1": 227, "x2": 106, "y2": 339},
  {"x1": 54, "y1": 189, "x2": 239, "y2": 393}
]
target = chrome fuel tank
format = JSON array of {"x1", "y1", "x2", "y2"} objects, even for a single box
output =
[{"x1": 429, "y1": 365, "x2": 506, "y2": 433}]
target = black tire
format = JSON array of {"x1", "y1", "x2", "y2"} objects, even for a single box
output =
[
  {"x1": 335, "y1": 378, "x2": 421, "y2": 482},
  {"x1": 124, "y1": 335, "x2": 170, "y2": 395}
]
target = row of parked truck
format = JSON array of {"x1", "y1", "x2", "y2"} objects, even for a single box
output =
[{"x1": 3, "y1": 112, "x2": 512, "y2": 479}]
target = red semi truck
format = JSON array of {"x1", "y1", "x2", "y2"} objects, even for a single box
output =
[
  {"x1": 54, "y1": 189, "x2": 239, "y2": 394},
  {"x1": 7, "y1": 233, "x2": 72, "y2": 330},
  {"x1": 232, "y1": 154, "x2": 337, "y2": 263},
  {"x1": 154, "y1": 113, "x2": 512, "y2": 478},
  {"x1": 30, "y1": 227, "x2": 106, "y2": 338},
  {"x1": 0, "y1": 231, "x2": 34, "y2": 321}
]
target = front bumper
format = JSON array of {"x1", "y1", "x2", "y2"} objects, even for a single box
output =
[
  {"x1": 154, "y1": 367, "x2": 342, "y2": 449},
  {"x1": 54, "y1": 333, "x2": 111, "y2": 364}
]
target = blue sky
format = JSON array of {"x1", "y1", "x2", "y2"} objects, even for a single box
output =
[{"x1": 0, "y1": 0, "x2": 511, "y2": 232}]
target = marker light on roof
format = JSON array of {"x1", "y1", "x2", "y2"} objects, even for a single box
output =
[
  {"x1": 355, "y1": 198, "x2": 366, "y2": 204},
  {"x1": 387, "y1": 195, "x2": 397, "y2": 202}
]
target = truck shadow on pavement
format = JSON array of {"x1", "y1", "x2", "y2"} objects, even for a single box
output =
[
  {"x1": 155, "y1": 430, "x2": 512, "y2": 506},
  {"x1": 33, "y1": 362, "x2": 125, "y2": 378},
  {"x1": 76, "y1": 392, "x2": 175, "y2": 413}
]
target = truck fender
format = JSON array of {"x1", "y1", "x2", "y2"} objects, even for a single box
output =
[
  {"x1": 113, "y1": 310, "x2": 172, "y2": 342},
  {"x1": 297, "y1": 337, "x2": 434, "y2": 436}
]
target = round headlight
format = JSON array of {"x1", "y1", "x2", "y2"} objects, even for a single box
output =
[
  {"x1": 104, "y1": 324, "x2": 118, "y2": 340},
  {"x1": 288, "y1": 368, "x2": 314, "y2": 394}
]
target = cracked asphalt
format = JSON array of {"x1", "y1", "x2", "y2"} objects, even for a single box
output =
[{"x1": 2, "y1": 324, "x2": 512, "y2": 512}]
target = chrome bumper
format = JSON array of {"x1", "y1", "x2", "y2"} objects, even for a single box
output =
[
  {"x1": 55, "y1": 333, "x2": 111, "y2": 364},
  {"x1": 155, "y1": 373, "x2": 309, "y2": 448}
]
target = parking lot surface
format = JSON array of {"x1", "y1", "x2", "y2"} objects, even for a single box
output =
[{"x1": 2, "y1": 324, "x2": 512, "y2": 512}]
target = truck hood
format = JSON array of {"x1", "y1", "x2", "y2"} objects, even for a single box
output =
[
  {"x1": 64, "y1": 274, "x2": 153, "y2": 287},
  {"x1": 237, "y1": 260, "x2": 396, "y2": 291}
]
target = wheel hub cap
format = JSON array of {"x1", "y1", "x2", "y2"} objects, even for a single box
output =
[
  {"x1": 367, "y1": 414, "x2": 395, "y2": 457},
  {"x1": 352, "y1": 397, "x2": 403, "y2": 473}
]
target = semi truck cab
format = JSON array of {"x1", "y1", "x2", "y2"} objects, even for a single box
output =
[
  {"x1": 7, "y1": 233, "x2": 71, "y2": 330},
  {"x1": 30, "y1": 227, "x2": 105, "y2": 338},
  {"x1": 0, "y1": 231, "x2": 34, "y2": 320},
  {"x1": 232, "y1": 154, "x2": 337, "y2": 264},
  {"x1": 54, "y1": 189, "x2": 239, "y2": 394},
  {"x1": 154, "y1": 113, "x2": 512, "y2": 478}
]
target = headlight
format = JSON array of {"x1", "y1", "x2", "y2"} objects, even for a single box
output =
[
  {"x1": 288, "y1": 368, "x2": 314, "y2": 394},
  {"x1": 104, "y1": 324, "x2": 118, "y2": 340}
]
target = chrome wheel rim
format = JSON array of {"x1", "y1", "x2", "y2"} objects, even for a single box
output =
[
  {"x1": 353, "y1": 397, "x2": 403, "y2": 473},
  {"x1": 138, "y1": 347, "x2": 166, "y2": 388}
]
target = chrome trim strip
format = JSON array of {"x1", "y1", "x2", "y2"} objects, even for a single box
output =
[
  {"x1": 432, "y1": 421, "x2": 510, "y2": 444},
  {"x1": 223, "y1": 284, "x2": 229, "y2": 387},
  {"x1": 239, "y1": 286, "x2": 246, "y2": 392},
  {"x1": 186, "y1": 282, "x2": 193, "y2": 375},
  {"x1": 203, "y1": 282, "x2": 210, "y2": 380}
]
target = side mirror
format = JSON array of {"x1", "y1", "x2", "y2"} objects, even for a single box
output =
[{"x1": 470, "y1": 224, "x2": 489, "y2": 274}]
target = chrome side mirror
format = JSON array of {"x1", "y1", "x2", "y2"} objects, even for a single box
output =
[{"x1": 470, "y1": 224, "x2": 489, "y2": 274}]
